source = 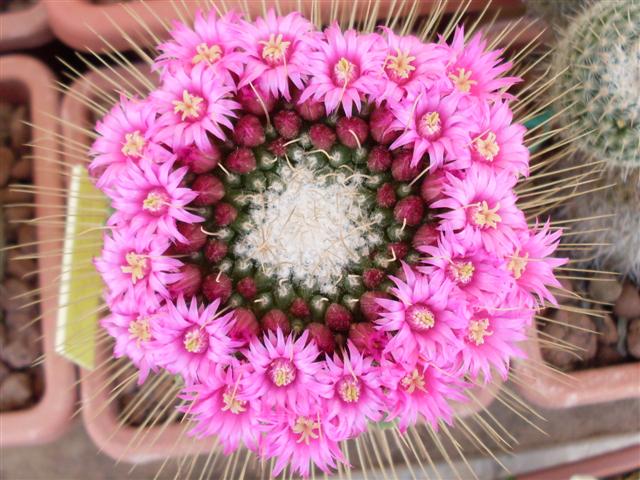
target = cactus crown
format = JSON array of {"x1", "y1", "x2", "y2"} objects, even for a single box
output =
[{"x1": 552, "y1": 0, "x2": 640, "y2": 177}]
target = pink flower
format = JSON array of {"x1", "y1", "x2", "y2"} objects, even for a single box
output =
[
  {"x1": 456, "y1": 306, "x2": 527, "y2": 381},
  {"x1": 434, "y1": 166, "x2": 527, "y2": 255},
  {"x1": 89, "y1": 97, "x2": 169, "y2": 189},
  {"x1": 322, "y1": 343, "x2": 384, "y2": 438},
  {"x1": 242, "y1": 330, "x2": 331, "y2": 413},
  {"x1": 183, "y1": 360, "x2": 259, "y2": 454},
  {"x1": 471, "y1": 101, "x2": 529, "y2": 177},
  {"x1": 100, "y1": 298, "x2": 160, "y2": 383},
  {"x1": 150, "y1": 296, "x2": 238, "y2": 384},
  {"x1": 390, "y1": 89, "x2": 472, "y2": 168},
  {"x1": 418, "y1": 227, "x2": 509, "y2": 307},
  {"x1": 385, "y1": 360, "x2": 464, "y2": 431},
  {"x1": 299, "y1": 25, "x2": 386, "y2": 116},
  {"x1": 109, "y1": 159, "x2": 201, "y2": 243},
  {"x1": 95, "y1": 227, "x2": 181, "y2": 305},
  {"x1": 505, "y1": 221, "x2": 566, "y2": 308},
  {"x1": 376, "y1": 263, "x2": 465, "y2": 364},
  {"x1": 155, "y1": 10, "x2": 245, "y2": 85},
  {"x1": 152, "y1": 63, "x2": 239, "y2": 150},
  {"x1": 443, "y1": 27, "x2": 520, "y2": 104},
  {"x1": 259, "y1": 407, "x2": 346, "y2": 477},
  {"x1": 378, "y1": 28, "x2": 448, "y2": 104},
  {"x1": 238, "y1": 10, "x2": 316, "y2": 100}
]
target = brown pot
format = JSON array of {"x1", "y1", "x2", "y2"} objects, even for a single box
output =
[
  {"x1": 0, "y1": 56, "x2": 76, "y2": 446},
  {"x1": 514, "y1": 328, "x2": 640, "y2": 408},
  {"x1": 44, "y1": 0, "x2": 521, "y2": 52},
  {"x1": 517, "y1": 444, "x2": 640, "y2": 480},
  {"x1": 0, "y1": 2, "x2": 52, "y2": 52}
]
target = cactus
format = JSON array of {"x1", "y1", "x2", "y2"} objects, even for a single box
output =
[
  {"x1": 523, "y1": 0, "x2": 586, "y2": 27},
  {"x1": 551, "y1": 0, "x2": 640, "y2": 177},
  {"x1": 551, "y1": 1, "x2": 640, "y2": 279}
]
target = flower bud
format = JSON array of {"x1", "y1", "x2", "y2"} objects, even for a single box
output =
[
  {"x1": 226, "y1": 148, "x2": 256, "y2": 174},
  {"x1": 359, "y1": 291, "x2": 389, "y2": 321},
  {"x1": 192, "y1": 174, "x2": 225, "y2": 206},
  {"x1": 325, "y1": 303, "x2": 352, "y2": 332},
  {"x1": 370, "y1": 106, "x2": 398, "y2": 145},
  {"x1": 349, "y1": 322, "x2": 387, "y2": 361},
  {"x1": 274, "y1": 110, "x2": 302, "y2": 140},
  {"x1": 391, "y1": 150, "x2": 423, "y2": 182},
  {"x1": 236, "y1": 276, "x2": 258, "y2": 300},
  {"x1": 363, "y1": 268, "x2": 385, "y2": 289},
  {"x1": 289, "y1": 297, "x2": 310, "y2": 318},
  {"x1": 413, "y1": 224, "x2": 439, "y2": 249},
  {"x1": 394, "y1": 195, "x2": 424, "y2": 226},
  {"x1": 237, "y1": 85, "x2": 276, "y2": 116},
  {"x1": 204, "y1": 239, "x2": 228, "y2": 263},
  {"x1": 177, "y1": 144, "x2": 220, "y2": 173},
  {"x1": 202, "y1": 272, "x2": 232, "y2": 303},
  {"x1": 233, "y1": 115, "x2": 266, "y2": 147},
  {"x1": 336, "y1": 116, "x2": 368, "y2": 149},
  {"x1": 214, "y1": 202, "x2": 237, "y2": 226},
  {"x1": 168, "y1": 264, "x2": 202, "y2": 298},
  {"x1": 367, "y1": 146, "x2": 392, "y2": 172},
  {"x1": 174, "y1": 223, "x2": 207, "y2": 254},
  {"x1": 376, "y1": 183, "x2": 396, "y2": 208},
  {"x1": 307, "y1": 322, "x2": 335, "y2": 355},
  {"x1": 261, "y1": 309, "x2": 291, "y2": 335},
  {"x1": 229, "y1": 308, "x2": 260, "y2": 345},
  {"x1": 309, "y1": 124, "x2": 336, "y2": 151}
]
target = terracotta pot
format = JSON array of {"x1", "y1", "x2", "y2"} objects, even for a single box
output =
[
  {"x1": 0, "y1": 56, "x2": 76, "y2": 446},
  {"x1": 0, "y1": 2, "x2": 52, "y2": 52},
  {"x1": 44, "y1": 0, "x2": 521, "y2": 52},
  {"x1": 514, "y1": 328, "x2": 640, "y2": 408},
  {"x1": 517, "y1": 444, "x2": 640, "y2": 480}
]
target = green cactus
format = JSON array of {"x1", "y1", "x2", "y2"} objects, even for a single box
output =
[
  {"x1": 524, "y1": 0, "x2": 586, "y2": 27},
  {"x1": 550, "y1": 1, "x2": 640, "y2": 280},
  {"x1": 551, "y1": 0, "x2": 640, "y2": 177}
]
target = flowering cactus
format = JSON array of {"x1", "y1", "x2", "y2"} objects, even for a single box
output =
[{"x1": 90, "y1": 8, "x2": 565, "y2": 477}]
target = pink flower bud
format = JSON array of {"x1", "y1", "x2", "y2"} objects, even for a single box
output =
[
  {"x1": 336, "y1": 116, "x2": 368, "y2": 149},
  {"x1": 376, "y1": 182, "x2": 396, "y2": 208},
  {"x1": 413, "y1": 224, "x2": 439, "y2": 249},
  {"x1": 387, "y1": 242, "x2": 409, "y2": 260},
  {"x1": 236, "y1": 276, "x2": 258, "y2": 300},
  {"x1": 309, "y1": 124, "x2": 336, "y2": 151},
  {"x1": 229, "y1": 308, "x2": 260, "y2": 345},
  {"x1": 168, "y1": 264, "x2": 202, "y2": 298},
  {"x1": 370, "y1": 106, "x2": 398, "y2": 145},
  {"x1": 307, "y1": 322, "x2": 335, "y2": 355},
  {"x1": 233, "y1": 115, "x2": 265, "y2": 147},
  {"x1": 204, "y1": 239, "x2": 228, "y2": 263},
  {"x1": 394, "y1": 195, "x2": 424, "y2": 226},
  {"x1": 174, "y1": 223, "x2": 207, "y2": 254},
  {"x1": 367, "y1": 146, "x2": 392, "y2": 172},
  {"x1": 289, "y1": 297, "x2": 310, "y2": 318},
  {"x1": 274, "y1": 110, "x2": 302, "y2": 140},
  {"x1": 226, "y1": 148, "x2": 256, "y2": 174},
  {"x1": 325, "y1": 303, "x2": 352, "y2": 332},
  {"x1": 294, "y1": 90, "x2": 325, "y2": 121},
  {"x1": 214, "y1": 202, "x2": 237, "y2": 226},
  {"x1": 268, "y1": 138, "x2": 286, "y2": 157},
  {"x1": 420, "y1": 170, "x2": 447, "y2": 204},
  {"x1": 202, "y1": 272, "x2": 232, "y2": 303},
  {"x1": 177, "y1": 144, "x2": 220, "y2": 174},
  {"x1": 236, "y1": 85, "x2": 276, "y2": 116},
  {"x1": 363, "y1": 268, "x2": 385, "y2": 289},
  {"x1": 192, "y1": 174, "x2": 225, "y2": 206},
  {"x1": 349, "y1": 322, "x2": 387, "y2": 361},
  {"x1": 359, "y1": 291, "x2": 389, "y2": 321},
  {"x1": 261, "y1": 309, "x2": 291, "y2": 335},
  {"x1": 391, "y1": 150, "x2": 423, "y2": 182}
]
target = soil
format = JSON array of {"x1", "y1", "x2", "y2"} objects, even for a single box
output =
[
  {"x1": 540, "y1": 277, "x2": 640, "y2": 371},
  {"x1": 0, "y1": 99, "x2": 44, "y2": 412}
]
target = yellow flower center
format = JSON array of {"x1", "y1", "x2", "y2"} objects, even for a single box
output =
[
  {"x1": 401, "y1": 369, "x2": 427, "y2": 394},
  {"x1": 451, "y1": 261, "x2": 475, "y2": 285},
  {"x1": 142, "y1": 190, "x2": 168, "y2": 213},
  {"x1": 221, "y1": 388, "x2": 247, "y2": 415},
  {"x1": 334, "y1": 57, "x2": 357, "y2": 85},
  {"x1": 121, "y1": 252, "x2": 148, "y2": 284},
  {"x1": 269, "y1": 359, "x2": 296, "y2": 387},
  {"x1": 173, "y1": 90, "x2": 204, "y2": 121},
  {"x1": 474, "y1": 131, "x2": 500, "y2": 161},
  {"x1": 259, "y1": 33, "x2": 291, "y2": 64},
  {"x1": 508, "y1": 251, "x2": 529, "y2": 279},
  {"x1": 419, "y1": 111, "x2": 441, "y2": 137},
  {"x1": 338, "y1": 378, "x2": 361, "y2": 403},
  {"x1": 472, "y1": 200, "x2": 501, "y2": 229},
  {"x1": 128, "y1": 316, "x2": 151, "y2": 345},
  {"x1": 121, "y1": 130, "x2": 145, "y2": 158},
  {"x1": 292, "y1": 416, "x2": 321, "y2": 445},
  {"x1": 385, "y1": 49, "x2": 416, "y2": 80},
  {"x1": 183, "y1": 328, "x2": 207, "y2": 353},
  {"x1": 409, "y1": 305, "x2": 435, "y2": 330},
  {"x1": 192, "y1": 43, "x2": 223, "y2": 65},
  {"x1": 449, "y1": 67, "x2": 477, "y2": 93},
  {"x1": 468, "y1": 318, "x2": 493, "y2": 346}
]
